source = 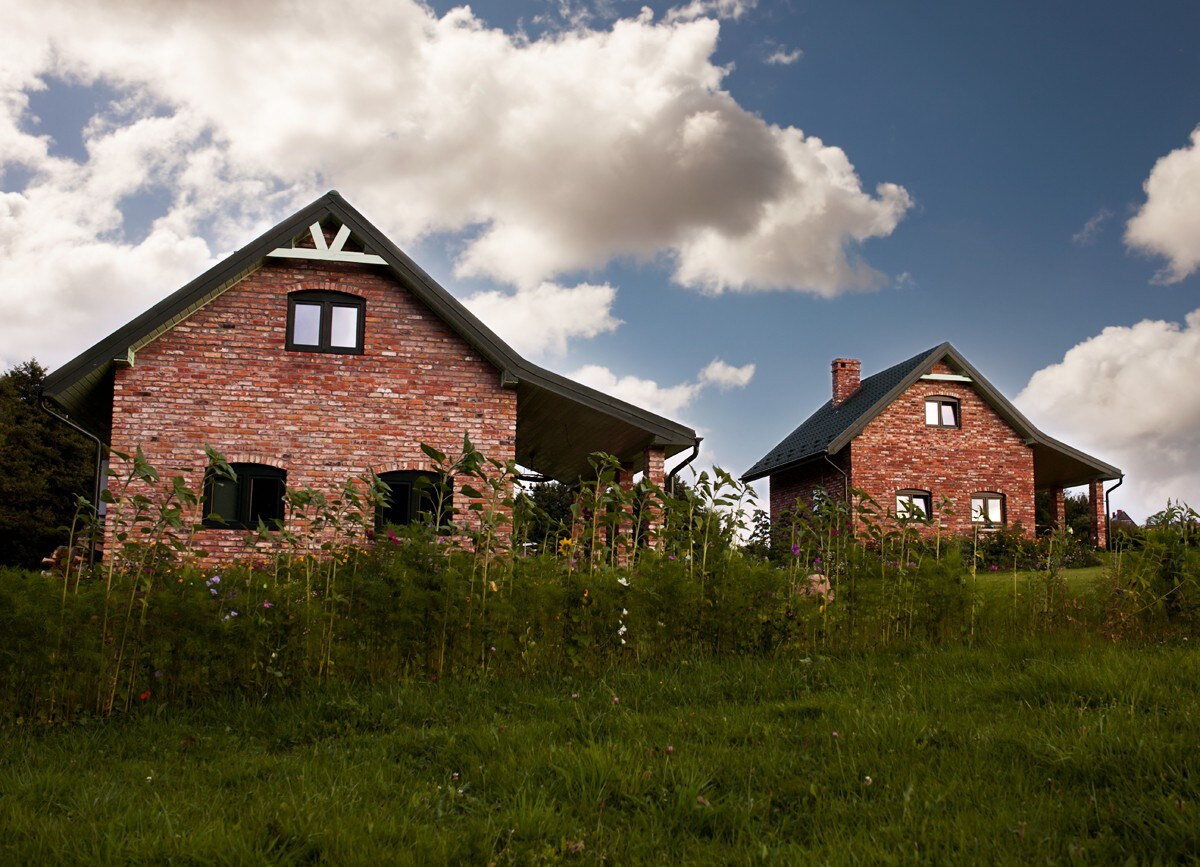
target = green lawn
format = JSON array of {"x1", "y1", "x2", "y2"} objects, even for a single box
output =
[{"x1": 3, "y1": 636, "x2": 1196, "y2": 864}]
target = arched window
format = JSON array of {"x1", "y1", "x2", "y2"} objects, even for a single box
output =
[
  {"x1": 971, "y1": 492, "x2": 1005, "y2": 527},
  {"x1": 203, "y1": 463, "x2": 287, "y2": 529},
  {"x1": 376, "y1": 470, "x2": 449, "y2": 529},
  {"x1": 895, "y1": 489, "x2": 932, "y2": 521},
  {"x1": 286, "y1": 290, "x2": 365, "y2": 354}
]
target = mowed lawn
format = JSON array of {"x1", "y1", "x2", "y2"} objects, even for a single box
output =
[{"x1": 3, "y1": 634, "x2": 1197, "y2": 864}]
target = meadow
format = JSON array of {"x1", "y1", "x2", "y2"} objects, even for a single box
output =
[{"x1": 1, "y1": 446, "x2": 1197, "y2": 863}]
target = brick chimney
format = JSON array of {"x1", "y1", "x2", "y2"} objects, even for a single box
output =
[{"x1": 831, "y1": 358, "x2": 861, "y2": 407}]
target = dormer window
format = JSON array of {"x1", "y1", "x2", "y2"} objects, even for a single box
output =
[
  {"x1": 286, "y1": 290, "x2": 365, "y2": 354},
  {"x1": 925, "y1": 397, "x2": 959, "y2": 428}
]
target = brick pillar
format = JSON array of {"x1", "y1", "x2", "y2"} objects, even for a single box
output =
[
  {"x1": 642, "y1": 446, "x2": 666, "y2": 549},
  {"x1": 616, "y1": 461, "x2": 637, "y2": 564},
  {"x1": 1047, "y1": 488, "x2": 1066, "y2": 533},
  {"x1": 1088, "y1": 480, "x2": 1107, "y2": 549}
]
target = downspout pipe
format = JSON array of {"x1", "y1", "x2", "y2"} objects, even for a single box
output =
[
  {"x1": 823, "y1": 452, "x2": 850, "y2": 505},
  {"x1": 666, "y1": 437, "x2": 702, "y2": 496},
  {"x1": 1104, "y1": 474, "x2": 1124, "y2": 550},
  {"x1": 38, "y1": 393, "x2": 105, "y2": 564}
]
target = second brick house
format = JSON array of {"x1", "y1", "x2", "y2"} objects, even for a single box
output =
[{"x1": 741, "y1": 344, "x2": 1122, "y2": 546}]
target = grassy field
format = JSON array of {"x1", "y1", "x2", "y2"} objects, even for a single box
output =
[{"x1": 3, "y1": 634, "x2": 1196, "y2": 864}]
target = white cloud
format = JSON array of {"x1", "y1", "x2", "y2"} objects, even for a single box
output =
[
  {"x1": 665, "y1": 0, "x2": 756, "y2": 23},
  {"x1": 1125, "y1": 126, "x2": 1200, "y2": 282},
  {"x1": 571, "y1": 364, "x2": 703, "y2": 417},
  {"x1": 765, "y1": 46, "x2": 803, "y2": 66},
  {"x1": 461, "y1": 281, "x2": 622, "y2": 357},
  {"x1": 699, "y1": 357, "x2": 755, "y2": 390},
  {"x1": 0, "y1": 0, "x2": 910, "y2": 368},
  {"x1": 571, "y1": 354, "x2": 754, "y2": 418},
  {"x1": 1072, "y1": 207, "x2": 1111, "y2": 246},
  {"x1": 1016, "y1": 310, "x2": 1200, "y2": 522}
]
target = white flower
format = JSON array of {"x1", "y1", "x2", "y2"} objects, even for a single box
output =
[
  {"x1": 617, "y1": 577, "x2": 629, "y2": 587},
  {"x1": 618, "y1": 624, "x2": 627, "y2": 636}
]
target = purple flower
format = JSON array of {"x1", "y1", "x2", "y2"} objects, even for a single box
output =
[
  {"x1": 791, "y1": 544, "x2": 801, "y2": 557},
  {"x1": 263, "y1": 601, "x2": 274, "y2": 609}
]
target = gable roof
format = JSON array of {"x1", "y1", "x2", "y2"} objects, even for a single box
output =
[
  {"x1": 741, "y1": 343, "x2": 1120, "y2": 490},
  {"x1": 42, "y1": 191, "x2": 697, "y2": 483}
]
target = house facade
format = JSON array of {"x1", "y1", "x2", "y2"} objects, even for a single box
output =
[
  {"x1": 742, "y1": 345, "x2": 1122, "y2": 546},
  {"x1": 43, "y1": 192, "x2": 698, "y2": 560}
]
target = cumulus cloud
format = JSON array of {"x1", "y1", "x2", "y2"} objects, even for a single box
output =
[
  {"x1": 461, "y1": 281, "x2": 622, "y2": 357},
  {"x1": 1072, "y1": 208, "x2": 1111, "y2": 246},
  {"x1": 1016, "y1": 310, "x2": 1200, "y2": 521},
  {"x1": 0, "y1": 0, "x2": 909, "y2": 368},
  {"x1": 699, "y1": 357, "x2": 755, "y2": 389},
  {"x1": 1125, "y1": 126, "x2": 1200, "y2": 282},
  {"x1": 571, "y1": 355, "x2": 755, "y2": 418}
]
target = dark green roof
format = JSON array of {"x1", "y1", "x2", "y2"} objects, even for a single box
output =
[
  {"x1": 741, "y1": 343, "x2": 1120, "y2": 490},
  {"x1": 42, "y1": 191, "x2": 697, "y2": 483}
]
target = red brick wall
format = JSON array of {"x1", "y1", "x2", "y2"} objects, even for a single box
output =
[
  {"x1": 767, "y1": 452, "x2": 851, "y2": 521},
  {"x1": 848, "y1": 362, "x2": 1035, "y2": 537},
  {"x1": 107, "y1": 258, "x2": 517, "y2": 560}
]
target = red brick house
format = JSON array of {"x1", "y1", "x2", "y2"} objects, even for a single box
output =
[
  {"x1": 741, "y1": 344, "x2": 1122, "y2": 546},
  {"x1": 42, "y1": 191, "x2": 697, "y2": 559}
]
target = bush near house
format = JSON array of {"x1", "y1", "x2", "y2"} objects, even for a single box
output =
[{"x1": 1, "y1": 442, "x2": 1195, "y2": 726}]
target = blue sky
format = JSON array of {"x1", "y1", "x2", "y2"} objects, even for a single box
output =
[{"x1": 2, "y1": 0, "x2": 1199, "y2": 521}]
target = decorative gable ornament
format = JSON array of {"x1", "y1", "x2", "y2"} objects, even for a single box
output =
[{"x1": 268, "y1": 221, "x2": 386, "y2": 265}]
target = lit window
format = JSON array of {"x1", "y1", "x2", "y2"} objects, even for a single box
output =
[
  {"x1": 287, "y1": 290, "x2": 364, "y2": 354},
  {"x1": 203, "y1": 463, "x2": 286, "y2": 530},
  {"x1": 971, "y1": 493, "x2": 1005, "y2": 527},
  {"x1": 925, "y1": 397, "x2": 960, "y2": 427},
  {"x1": 896, "y1": 490, "x2": 932, "y2": 521}
]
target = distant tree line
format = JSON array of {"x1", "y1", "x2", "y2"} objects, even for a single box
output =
[{"x1": 0, "y1": 360, "x2": 95, "y2": 568}]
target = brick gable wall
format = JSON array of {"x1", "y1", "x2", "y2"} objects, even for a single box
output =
[
  {"x1": 108, "y1": 258, "x2": 516, "y2": 560},
  {"x1": 848, "y1": 362, "x2": 1035, "y2": 536}
]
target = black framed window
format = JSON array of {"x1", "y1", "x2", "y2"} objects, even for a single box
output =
[
  {"x1": 286, "y1": 290, "x2": 365, "y2": 354},
  {"x1": 896, "y1": 489, "x2": 932, "y2": 521},
  {"x1": 971, "y1": 492, "x2": 1006, "y2": 527},
  {"x1": 376, "y1": 471, "x2": 449, "y2": 529},
  {"x1": 203, "y1": 463, "x2": 287, "y2": 529},
  {"x1": 924, "y1": 397, "x2": 960, "y2": 428}
]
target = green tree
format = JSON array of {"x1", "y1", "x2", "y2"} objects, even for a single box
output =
[{"x1": 0, "y1": 360, "x2": 97, "y2": 568}]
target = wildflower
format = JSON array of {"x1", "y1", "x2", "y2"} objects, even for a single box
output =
[
  {"x1": 571, "y1": 693, "x2": 579, "y2": 700},
  {"x1": 566, "y1": 840, "x2": 585, "y2": 855},
  {"x1": 617, "y1": 577, "x2": 629, "y2": 587},
  {"x1": 791, "y1": 544, "x2": 801, "y2": 557},
  {"x1": 140, "y1": 690, "x2": 152, "y2": 701},
  {"x1": 490, "y1": 645, "x2": 496, "y2": 652},
  {"x1": 666, "y1": 744, "x2": 675, "y2": 756},
  {"x1": 489, "y1": 580, "x2": 498, "y2": 592},
  {"x1": 622, "y1": 608, "x2": 628, "y2": 616},
  {"x1": 263, "y1": 601, "x2": 274, "y2": 609},
  {"x1": 612, "y1": 696, "x2": 620, "y2": 705},
  {"x1": 618, "y1": 624, "x2": 627, "y2": 636},
  {"x1": 831, "y1": 731, "x2": 840, "y2": 739},
  {"x1": 223, "y1": 611, "x2": 238, "y2": 621},
  {"x1": 153, "y1": 670, "x2": 163, "y2": 679},
  {"x1": 864, "y1": 775, "x2": 873, "y2": 786}
]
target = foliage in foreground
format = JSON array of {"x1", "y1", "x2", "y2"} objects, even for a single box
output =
[{"x1": 2, "y1": 642, "x2": 1197, "y2": 864}]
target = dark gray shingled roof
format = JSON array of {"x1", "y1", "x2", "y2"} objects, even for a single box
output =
[
  {"x1": 42, "y1": 191, "x2": 698, "y2": 483},
  {"x1": 741, "y1": 343, "x2": 1121, "y2": 490}
]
